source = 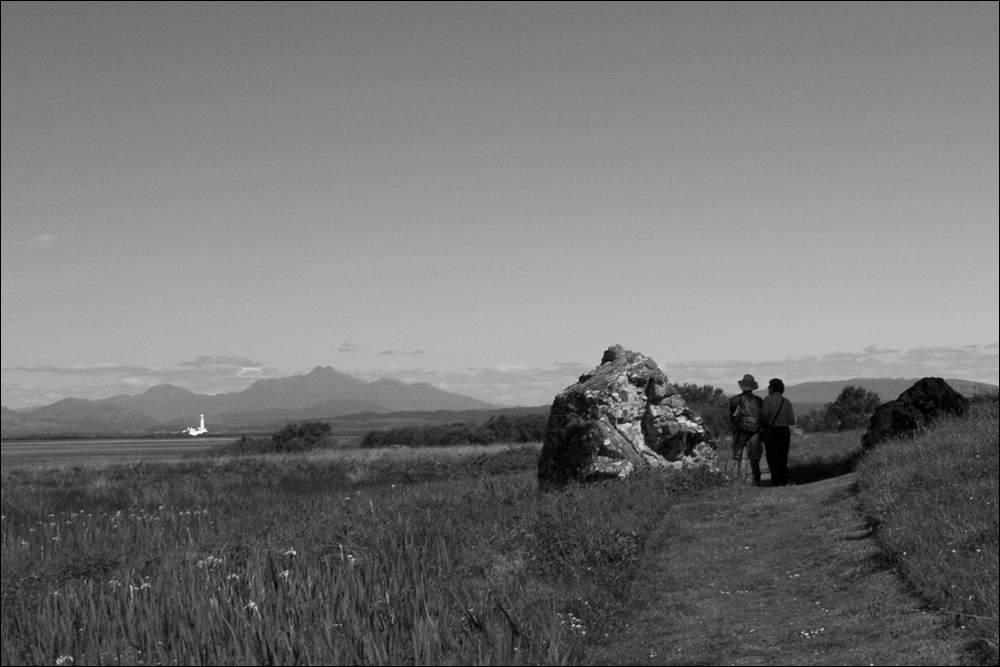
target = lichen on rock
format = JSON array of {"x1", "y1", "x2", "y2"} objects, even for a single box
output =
[{"x1": 537, "y1": 345, "x2": 710, "y2": 491}]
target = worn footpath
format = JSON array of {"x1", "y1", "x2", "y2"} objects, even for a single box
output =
[{"x1": 585, "y1": 472, "x2": 972, "y2": 666}]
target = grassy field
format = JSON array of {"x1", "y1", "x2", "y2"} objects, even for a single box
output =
[
  {"x1": 1, "y1": 443, "x2": 725, "y2": 665},
  {"x1": 0, "y1": 437, "x2": 238, "y2": 467},
  {"x1": 2, "y1": 399, "x2": 996, "y2": 665}
]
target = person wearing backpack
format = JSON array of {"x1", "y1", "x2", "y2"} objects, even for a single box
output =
[
  {"x1": 761, "y1": 377, "x2": 796, "y2": 486},
  {"x1": 728, "y1": 374, "x2": 765, "y2": 485}
]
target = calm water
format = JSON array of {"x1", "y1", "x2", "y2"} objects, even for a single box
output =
[{"x1": 0, "y1": 437, "x2": 235, "y2": 466}]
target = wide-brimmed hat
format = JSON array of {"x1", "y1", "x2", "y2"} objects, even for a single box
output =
[{"x1": 738, "y1": 374, "x2": 759, "y2": 390}]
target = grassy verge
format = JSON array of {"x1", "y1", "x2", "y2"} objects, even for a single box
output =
[
  {"x1": 1, "y1": 442, "x2": 726, "y2": 665},
  {"x1": 856, "y1": 396, "x2": 999, "y2": 663}
]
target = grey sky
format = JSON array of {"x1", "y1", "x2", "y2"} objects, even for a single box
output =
[{"x1": 2, "y1": 2, "x2": 997, "y2": 408}]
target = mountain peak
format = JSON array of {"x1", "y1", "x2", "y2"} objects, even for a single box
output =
[
  {"x1": 143, "y1": 384, "x2": 194, "y2": 396},
  {"x1": 305, "y1": 366, "x2": 353, "y2": 379},
  {"x1": 369, "y1": 377, "x2": 408, "y2": 388}
]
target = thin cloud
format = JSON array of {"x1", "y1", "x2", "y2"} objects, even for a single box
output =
[
  {"x1": 180, "y1": 355, "x2": 263, "y2": 368},
  {"x1": 665, "y1": 344, "x2": 999, "y2": 389},
  {"x1": 27, "y1": 234, "x2": 59, "y2": 249},
  {"x1": 861, "y1": 345, "x2": 899, "y2": 355},
  {"x1": 554, "y1": 361, "x2": 591, "y2": 369},
  {"x1": 338, "y1": 342, "x2": 362, "y2": 353},
  {"x1": 902, "y1": 346, "x2": 983, "y2": 361},
  {"x1": 542, "y1": 110, "x2": 606, "y2": 123},
  {"x1": 2, "y1": 364, "x2": 157, "y2": 376}
]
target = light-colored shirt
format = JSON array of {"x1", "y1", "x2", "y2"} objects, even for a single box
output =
[{"x1": 761, "y1": 393, "x2": 795, "y2": 427}]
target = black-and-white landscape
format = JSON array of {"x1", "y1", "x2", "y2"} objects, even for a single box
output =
[{"x1": 1, "y1": 3, "x2": 996, "y2": 665}]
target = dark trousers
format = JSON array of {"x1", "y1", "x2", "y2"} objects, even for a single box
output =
[{"x1": 764, "y1": 426, "x2": 791, "y2": 486}]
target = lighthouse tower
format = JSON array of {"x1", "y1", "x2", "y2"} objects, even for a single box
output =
[{"x1": 185, "y1": 414, "x2": 208, "y2": 436}]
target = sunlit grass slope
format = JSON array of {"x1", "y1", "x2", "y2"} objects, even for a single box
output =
[{"x1": 857, "y1": 393, "x2": 999, "y2": 663}]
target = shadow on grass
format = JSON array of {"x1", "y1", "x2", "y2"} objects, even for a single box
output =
[{"x1": 787, "y1": 450, "x2": 863, "y2": 485}]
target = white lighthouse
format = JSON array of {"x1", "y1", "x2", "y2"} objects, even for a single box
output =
[{"x1": 185, "y1": 414, "x2": 208, "y2": 436}]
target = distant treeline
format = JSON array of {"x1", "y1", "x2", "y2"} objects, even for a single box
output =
[
  {"x1": 360, "y1": 384, "x2": 736, "y2": 448},
  {"x1": 675, "y1": 383, "x2": 730, "y2": 437},
  {"x1": 206, "y1": 420, "x2": 338, "y2": 456},
  {"x1": 797, "y1": 386, "x2": 882, "y2": 432},
  {"x1": 360, "y1": 413, "x2": 548, "y2": 448},
  {"x1": 201, "y1": 385, "x2": 735, "y2": 455}
]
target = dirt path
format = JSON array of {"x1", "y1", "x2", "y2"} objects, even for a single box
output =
[{"x1": 585, "y1": 472, "x2": 973, "y2": 666}]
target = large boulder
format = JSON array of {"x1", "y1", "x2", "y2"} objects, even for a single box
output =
[
  {"x1": 861, "y1": 377, "x2": 970, "y2": 449},
  {"x1": 537, "y1": 345, "x2": 709, "y2": 491}
]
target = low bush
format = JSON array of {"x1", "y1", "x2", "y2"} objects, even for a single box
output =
[
  {"x1": 271, "y1": 420, "x2": 333, "y2": 450},
  {"x1": 205, "y1": 421, "x2": 337, "y2": 457}
]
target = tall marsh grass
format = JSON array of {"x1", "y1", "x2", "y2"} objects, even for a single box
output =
[
  {"x1": 856, "y1": 395, "x2": 999, "y2": 663},
  {"x1": 1, "y1": 442, "x2": 725, "y2": 665}
]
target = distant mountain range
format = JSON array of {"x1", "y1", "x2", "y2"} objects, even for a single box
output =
[
  {"x1": 1, "y1": 366, "x2": 496, "y2": 437},
  {"x1": 2, "y1": 371, "x2": 995, "y2": 438}
]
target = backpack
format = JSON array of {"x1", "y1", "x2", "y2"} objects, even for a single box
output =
[{"x1": 736, "y1": 393, "x2": 762, "y2": 432}]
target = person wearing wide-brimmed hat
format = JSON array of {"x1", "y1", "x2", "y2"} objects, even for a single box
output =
[{"x1": 728, "y1": 374, "x2": 765, "y2": 485}]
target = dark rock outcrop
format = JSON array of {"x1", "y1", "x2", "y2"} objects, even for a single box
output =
[
  {"x1": 537, "y1": 345, "x2": 709, "y2": 490},
  {"x1": 861, "y1": 377, "x2": 970, "y2": 449}
]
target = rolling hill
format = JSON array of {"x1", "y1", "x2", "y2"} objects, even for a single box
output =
[
  {"x1": 0, "y1": 398, "x2": 158, "y2": 436},
  {"x1": 1, "y1": 366, "x2": 497, "y2": 436}
]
